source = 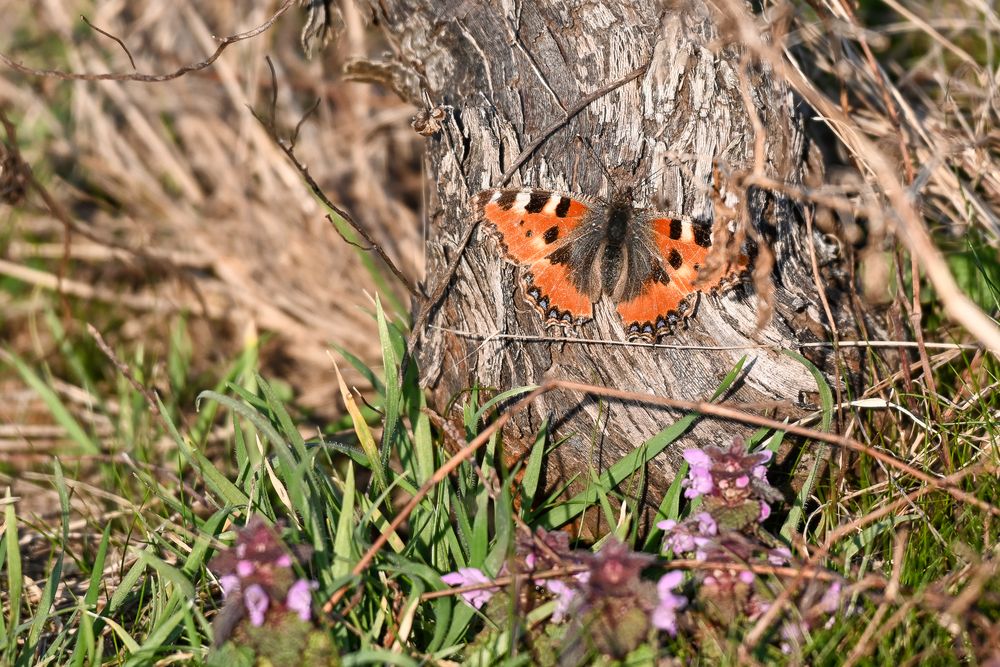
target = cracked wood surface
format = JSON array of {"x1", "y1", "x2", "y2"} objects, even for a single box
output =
[{"x1": 367, "y1": 0, "x2": 836, "y2": 516}]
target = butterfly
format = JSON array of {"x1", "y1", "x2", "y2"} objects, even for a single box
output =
[{"x1": 473, "y1": 187, "x2": 749, "y2": 341}]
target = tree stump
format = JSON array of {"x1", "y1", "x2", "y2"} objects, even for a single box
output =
[{"x1": 366, "y1": 1, "x2": 839, "y2": 516}]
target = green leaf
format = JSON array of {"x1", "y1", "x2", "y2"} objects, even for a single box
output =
[
  {"x1": 376, "y1": 297, "x2": 402, "y2": 469},
  {"x1": 782, "y1": 349, "x2": 833, "y2": 432},
  {"x1": 27, "y1": 461, "x2": 69, "y2": 651},
  {"x1": 162, "y1": 395, "x2": 248, "y2": 508},
  {"x1": 106, "y1": 557, "x2": 146, "y2": 614},
  {"x1": 331, "y1": 343, "x2": 385, "y2": 396},
  {"x1": 124, "y1": 607, "x2": 187, "y2": 665},
  {"x1": 472, "y1": 385, "x2": 538, "y2": 427},
  {"x1": 330, "y1": 359, "x2": 389, "y2": 494},
  {"x1": 136, "y1": 548, "x2": 195, "y2": 599},
  {"x1": 69, "y1": 521, "x2": 112, "y2": 667},
  {"x1": 643, "y1": 462, "x2": 688, "y2": 551}
]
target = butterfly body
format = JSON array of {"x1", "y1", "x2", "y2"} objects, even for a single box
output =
[{"x1": 473, "y1": 187, "x2": 748, "y2": 341}]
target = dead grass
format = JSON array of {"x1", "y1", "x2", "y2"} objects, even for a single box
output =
[{"x1": 0, "y1": 0, "x2": 423, "y2": 414}]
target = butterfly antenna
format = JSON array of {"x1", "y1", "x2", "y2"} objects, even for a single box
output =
[
  {"x1": 642, "y1": 165, "x2": 666, "y2": 190},
  {"x1": 575, "y1": 135, "x2": 619, "y2": 192}
]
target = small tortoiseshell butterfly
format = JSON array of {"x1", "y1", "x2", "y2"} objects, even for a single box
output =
[{"x1": 473, "y1": 187, "x2": 749, "y2": 341}]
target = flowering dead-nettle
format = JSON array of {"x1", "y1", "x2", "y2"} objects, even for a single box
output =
[
  {"x1": 658, "y1": 511, "x2": 717, "y2": 560},
  {"x1": 583, "y1": 539, "x2": 657, "y2": 596},
  {"x1": 569, "y1": 540, "x2": 687, "y2": 656},
  {"x1": 208, "y1": 516, "x2": 318, "y2": 642},
  {"x1": 440, "y1": 568, "x2": 499, "y2": 610},
  {"x1": 652, "y1": 571, "x2": 687, "y2": 636},
  {"x1": 513, "y1": 526, "x2": 577, "y2": 573},
  {"x1": 682, "y1": 438, "x2": 781, "y2": 531},
  {"x1": 440, "y1": 532, "x2": 691, "y2": 654},
  {"x1": 441, "y1": 528, "x2": 589, "y2": 615}
]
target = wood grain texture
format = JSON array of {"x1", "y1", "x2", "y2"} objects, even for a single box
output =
[{"x1": 365, "y1": 0, "x2": 845, "y2": 519}]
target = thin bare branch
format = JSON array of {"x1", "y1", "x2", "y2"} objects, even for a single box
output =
[
  {"x1": 80, "y1": 15, "x2": 136, "y2": 70},
  {"x1": 0, "y1": 0, "x2": 297, "y2": 83}
]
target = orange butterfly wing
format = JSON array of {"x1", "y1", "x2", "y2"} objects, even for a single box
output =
[
  {"x1": 475, "y1": 189, "x2": 595, "y2": 325},
  {"x1": 616, "y1": 217, "x2": 747, "y2": 340}
]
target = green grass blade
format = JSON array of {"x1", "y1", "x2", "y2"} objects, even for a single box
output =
[
  {"x1": 25, "y1": 461, "x2": 70, "y2": 658},
  {"x1": 257, "y1": 374, "x2": 308, "y2": 459},
  {"x1": 191, "y1": 340, "x2": 259, "y2": 446},
  {"x1": 183, "y1": 510, "x2": 231, "y2": 576},
  {"x1": 331, "y1": 343, "x2": 386, "y2": 396},
  {"x1": 69, "y1": 521, "x2": 112, "y2": 667},
  {"x1": 376, "y1": 296, "x2": 402, "y2": 469},
  {"x1": 1, "y1": 350, "x2": 99, "y2": 454},
  {"x1": 3, "y1": 490, "x2": 22, "y2": 655},
  {"x1": 124, "y1": 607, "x2": 187, "y2": 665},
  {"x1": 781, "y1": 350, "x2": 835, "y2": 540},
  {"x1": 642, "y1": 462, "x2": 689, "y2": 551},
  {"x1": 330, "y1": 357, "x2": 389, "y2": 493},
  {"x1": 519, "y1": 420, "x2": 548, "y2": 510},
  {"x1": 783, "y1": 350, "x2": 834, "y2": 432},
  {"x1": 160, "y1": 395, "x2": 248, "y2": 508},
  {"x1": 332, "y1": 463, "x2": 356, "y2": 581},
  {"x1": 472, "y1": 385, "x2": 538, "y2": 427},
  {"x1": 136, "y1": 549, "x2": 195, "y2": 599},
  {"x1": 107, "y1": 558, "x2": 147, "y2": 615},
  {"x1": 87, "y1": 612, "x2": 140, "y2": 653}
]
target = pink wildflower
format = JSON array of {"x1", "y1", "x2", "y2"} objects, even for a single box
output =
[
  {"x1": 243, "y1": 584, "x2": 269, "y2": 627},
  {"x1": 286, "y1": 579, "x2": 318, "y2": 622},
  {"x1": 652, "y1": 571, "x2": 686, "y2": 635},
  {"x1": 441, "y1": 567, "x2": 498, "y2": 610}
]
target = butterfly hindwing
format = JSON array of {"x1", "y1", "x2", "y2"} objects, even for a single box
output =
[
  {"x1": 616, "y1": 216, "x2": 746, "y2": 341},
  {"x1": 521, "y1": 256, "x2": 594, "y2": 325}
]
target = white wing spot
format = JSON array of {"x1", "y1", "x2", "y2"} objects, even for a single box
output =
[
  {"x1": 512, "y1": 191, "x2": 532, "y2": 212},
  {"x1": 541, "y1": 193, "x2": 562, "y2": 216}
]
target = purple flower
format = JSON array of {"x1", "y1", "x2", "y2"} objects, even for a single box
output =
[
  {"x1": 538, "y1": 577, "x2": 574, "y2": 622},
  {"x1": 286, "y1": 579, "x2": 318, "y2": 621},
  {"x1": 236, "y1": 559, "x2": 255, "y2": 577},
  {"x1": 759, "y1": 502, "x2": 771, "y2": 522},
  {"x1": 441, "y1": 567, "x2": 498, "y2": 610},
  {"x1": 768, "y1": 547, "x2": 791, "y2": 565},
  {"x1": 819, "y1": 581, "x2": 842, "y2": 614},
  {"x1": 681, "y1": 439, "x2": 776, "y2": 507},
  {"x1": 682, "y1": 448, "x2": 714, "y2": 499},
  {"x1": 243, "y1": 584, "x2": 270, "y2": 626},
  {"x1": 219, "y1": 574, "x2": 240, "y2": 599},
  {"x1": 754, "y1": 450, "x2": 773, "y2": 472},
  {"x1": 694, "y1": 512, "x2": 717, "y2": 535},
  {"x1": 585, "y1": 539, "x2": 656, "y2": 594},
  {"x1": 658, "y1": 512, "x2": 717, "y2": 559},
  {"x1": 658, "y1": 519, "x2": 694, "y2": 553},
  {"x1": 683, "y1": 448, "x2": 712, "y2": 467},
  {"x1": 652, "y1": 571, "x2": 686, "y2": 635}
]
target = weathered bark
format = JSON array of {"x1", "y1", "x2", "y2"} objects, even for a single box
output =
[{"x1": 366, "y1": 1, "x2": 839, "y2": 514}]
